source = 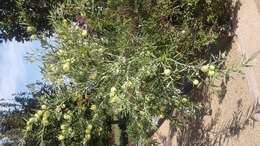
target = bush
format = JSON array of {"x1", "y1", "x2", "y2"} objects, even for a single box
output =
[{"x1": 22, "y1": 0, "x2": 236, "y2": 145}]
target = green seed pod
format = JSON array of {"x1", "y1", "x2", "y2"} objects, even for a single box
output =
[
  {"x1": 62, "y1": 62, "x2": 70, "y2": 72},
  {"x1": 207, "y1": 70, "x2": 215, "y2": 76},
  {"x1": 90, "y1": 105, "x2": 97, "y2": 111},
  {"x1": 209, "y1": 65, "x2": 215, "y2": 70},
  {"x1": 61, "y1": 124, "x2": 67, "y2": 130},
  {"x1": 159, "y1": 114, "x2": 165, "y2": 119},
  {"x1": 193, "y1": 79, "x2": 199, "y2": 85},
  {"x1": 27, "y1": 26, "x2": 36, "y2": 33},
  {"x1": 200, "y1": 65, "x2": 209, "y2": 73},
  {"x1": 82, "y1": 30, "x2": 88, "y2": 36},
  {"x1": 163, "y1": 69, "x2": 171, "y2": 76},
  {"x1": 41, "y1": 105, "x2": 47, "y2": 110},
  {"x1": 58, "y1": 134, "x2": 65, "y2": 141},
  {"x1": 30, "y1": 34, "x2": 37, "y2": 40}
]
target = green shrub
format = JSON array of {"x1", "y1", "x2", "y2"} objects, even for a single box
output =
[{"x1": 22, "y1": 0, "x2": 236, "y2": 145}]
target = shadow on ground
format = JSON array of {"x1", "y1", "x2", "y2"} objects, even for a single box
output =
[
  {"x1": 176, "y1": 98, "x2": 255, "y2": 146},
  {"x1": 173, "y1": 2, "x2": 257, "y2": 146}
]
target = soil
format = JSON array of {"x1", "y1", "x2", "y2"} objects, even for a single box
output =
[
  {"x1": 154, "y1": 0, "x2": 260, "y2": 145},
  {"x1": 204, "y1": 41, "x2": 260, "y2": 146}
]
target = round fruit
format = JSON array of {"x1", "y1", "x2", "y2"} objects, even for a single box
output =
[
  {"x1": 43, "y1": 111, "x2": 50, "y2": 118},
  {"x1": 26, "y1": 26, "x2": 35, "y2": 33},
  {"x1": 61, "y1": 124, "x2": 66, "y2": 130},
  {"x1": 63, "y1": 114, "x2": 71, "y2": 120},
  {"x1": 85, "y1": 128, "x2": 91, "y2": 133},
  {"x1": 90, "y1": 105, "x2": 97, "y2": 111},
  {"x1": 62, "y1": 19, "x2": 68, "y2": 24},
  {"x1": 42, "y1": 119, "x2": 49, "y2": 126},
  {"x1": 110, "y1": 87, "x2": 117, "y2": 93},
  {"x1": 200, "y1": 65, "x2": 209, "y2": 73},
  {"x1": 139, "y1": 111, "x2": 145, "y2": 115},
  {"x1": 36, "y1": 110, "x2": 44, "y2": 117},
  {"x1": 57, "y1": 50, "x2": 65, "y2": 56},
  {"x1": 82, "y1": 30, "x2": 88, "y2": 36},
  {"x1": 85, "y1": 134, "x2": 91, "y2": 141},
  {"x1": 30, "y1": 34, "x2": 37, "y2": 40},
  {"x1": 62, "y1": 62, "x2": 70, "y2": 72},
  {"x1": 41, "y1": 105, "x2": 47, "y2": 110},
  {"x1": 58, "y1": 134, "x2": 65, "y2": 141},
  {"x1": 193, "y1": 79, "x2": 199, "y2": 85},
  {"x1": 182, "y1": 98, "x2": 188, "y2": 103},
  {"x1": 109, "y1": 97, "x2": 117, "y2": 103},
  {"x1": 207, "y1": 70, "x2": 215, "y2": 76},
  {"x1": 34, "y1": 113, "x2": 41, "y2": 119},
  {"x1": 87, "y1": 124, "x2": 93, "y2": 130},
  {"x1": 209, "y1": 65, "x2": 215, "y2": 70},
  {"x1": 159, "y1": 114, "x2": 165, "y2": 119},
  {"x1": 163, "y1": 69, "x2": 171, "y2": 76},
  {"x1": 110, "y1": 87, "x2": 117, "y2": 97}
]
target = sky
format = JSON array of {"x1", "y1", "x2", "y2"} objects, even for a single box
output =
[{"x1": 0, "y1": 40, "x2": 42, "y2": 101}]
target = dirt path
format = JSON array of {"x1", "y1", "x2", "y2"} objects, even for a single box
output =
[
  {"x1": 199, "y1": 0, "x2": 260, "y2": 145},
  {"x1": 255, "y1": 0, "x2": 260, "y2": 14},
  {"x1": 198, "y1": 0, "x2": 260, "y2": 145},
  {"x1": 205, "y1": 41, "x2": 260, "y2": 146},
  {"x1": 217, "y1": 0, "x2": 260, "y2": 145},
  {"x1": 154, "y1": 0, "x2": 260, "y2": 145},
  {"x1": 237, "y1": 0, "x2": 260, "y2": 105}
]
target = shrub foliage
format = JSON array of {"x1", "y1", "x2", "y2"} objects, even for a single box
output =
[{"x1": 22, "y1": 0, "x2": 235, "y2": 145}]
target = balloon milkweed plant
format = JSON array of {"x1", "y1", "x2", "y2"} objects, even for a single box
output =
[{"x1": 21, "y1": 0, "x2": 236, "y2": 145}]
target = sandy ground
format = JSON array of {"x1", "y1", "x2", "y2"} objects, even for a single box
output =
[
  {"x1": 221, "y1": 0, "x2": 260, "y2": 145},
  {"x1": 256, "y1": 0, "x2": 260, "y2": 14},
  {"x1": 154, "y1": 0, "x2": 260, "y2": 145},
  {"x1": 205, "y1": 41, "x2": 260, "y2": 146}
]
